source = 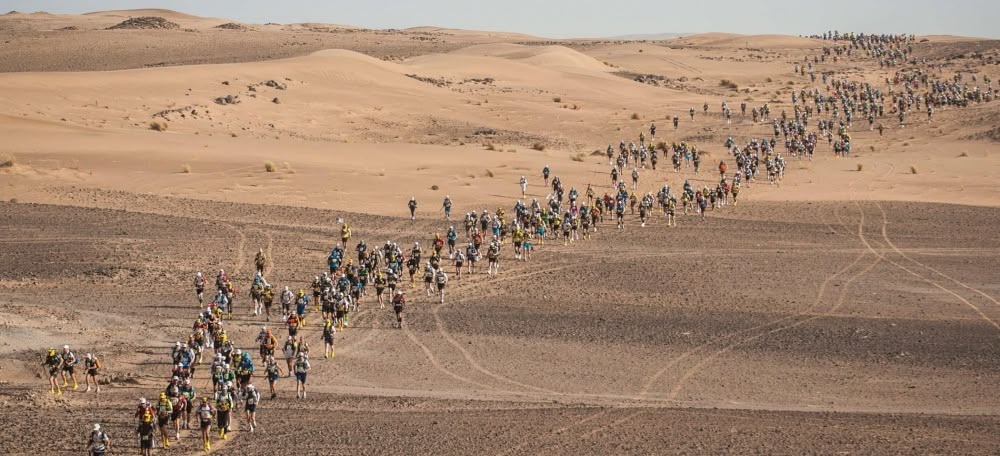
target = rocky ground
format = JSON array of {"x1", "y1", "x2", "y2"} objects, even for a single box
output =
[{"x1": 1, "y1": 195, "x2": 998, "y2": 454}]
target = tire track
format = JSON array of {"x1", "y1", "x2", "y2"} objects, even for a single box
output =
[
  {"x1": 849, "y1": 161, "x2": 998, "y2": 328},
  {"x1": 402, "y1": 325, "x2": 495, "y2": 391},
  {"x1": 431, "y1": 300, "x2": 559, "y2": 395},
  {"x1": 854, "y1": 202, "x2": 1000, "y2": 331},
  {"x1": 874, "y1": 201, "x2": 1000, "y2": 308},
  {"x1": 638, "y1": 205, "x2": 870, "y2": 396},
  {"x1": 665, "y1": 243, "x2": 881, "y2": 400}
]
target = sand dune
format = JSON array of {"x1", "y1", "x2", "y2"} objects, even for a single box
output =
[{"x1": 679, "y1": 33, "x2": 827, "y2": 48}]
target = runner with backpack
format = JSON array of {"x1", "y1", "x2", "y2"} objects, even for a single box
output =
[
  {"x1": 87, "y1": 423, "x2": 110, "y2": 456},
  {"x1": 244, "y1": 384, "x2": 261, "y2": 432},
  {"x1": 196, "y1": 397, "x2": 215, "y2": 452}
]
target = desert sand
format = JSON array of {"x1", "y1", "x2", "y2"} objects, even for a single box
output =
[{"x1": 1, "y1": 9, "x2": 998, "y2": 455}]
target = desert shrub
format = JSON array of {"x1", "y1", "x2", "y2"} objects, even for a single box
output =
[
  {"x1": 552, "y1": 96, "x2": 562, "y2": 103},
  {"x1": 570, "y1": 153, "x2": 585, "y2": 162},
  {"x1": 531, "y1": 143, "x2": 546, "y2": 151},
  {"x1": 264, "y1": 161, "x2": 276, "y2": 172},
  {"x1": 430, "y1": 184, "x2": 439, "y2": 190},
  {"x1": 181, "y1": 164, "x2": 191, "y2": 173},
  {"x1": 149, "y1": 121, "x2": 168, "y2": 132},
  {"x1": 630, "y1": 112, "x2": 640, "y2": 120},
  {"x1": 856, "y1": 163, "x2": 863, "y2": 172},
  {"x1": 909, "y1": 165, "x2": 918, "y2": 174}
]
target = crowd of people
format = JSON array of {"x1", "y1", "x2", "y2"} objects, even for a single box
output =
[{"x1": 53, "y1": 29, "x2": 996, "y2": 456}]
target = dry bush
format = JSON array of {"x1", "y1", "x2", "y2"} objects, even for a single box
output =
[
  {"x1": 181, "y1": 164, "x2": 192, "y2": 173},
  {"x1": 506, "y1": 149, "x2": 517, "y2": 153},
  {"x1": 283, "y1": 162, "x2": 296, "y2": 174},
  {"x1": 570, "y1": 153, "x2": 585, "y2": 162},
  {"x1": 719, "y1": 79, "x2": 738, "y2": 90},
  {"x1": 958, "y1": 152, "x2": 968, "y2": 157},
  {"x1": 856, "y1": 163, "x2": 863, "y2": 172},
  {"x1": 655, "y1": 141, "x2": 668, "y2": 152},
  {"x1": 484, "y1": 169, "x2": 495, "y2": 178},
  {"x1": 869, "y1": 145, "x2": 876, "y2": 152},
  {"x1": 630, "y1": 112, "x2": 640, "y2": 120},
  {"x1": 149, "y1": 121, "x2": 168, "y2": 132},
  {"x1": 0, "y1": 154, "x2": 14, "y2": 168},
  {"x1": 909, "y1": 165, "x2": 918, "y2": 174},
  {"x1": 572, "y1": 104, "x2": 579, "y2": 110},
  {"x1": 264, "y1": 161, "x2": 276, "y2": 172},
  {"x1": 552, "y1": 96, "x2": 562, "y2": 103},
  {"x1": 430, "y1": 184, "x2": 439, "y2": 190},
  {"x1": 485, "y1": 143, "x2": 497, "y2": 151},
  {"x1": 531, "y1": 143, "x2": 546, "y2": 151}
]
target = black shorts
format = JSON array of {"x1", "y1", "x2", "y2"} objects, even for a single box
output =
[
  {"x1": 140, "y1": 434, "x2": 153, "y2": 449},
  {"x1": 424, "y1": 277, "x2": 433, "y2": 284},
  {"x1": 324, "y1": 334, "x2": 334, "y2": 344},
  {"x1": 49, "y1": 368, "x2": 60, "y2": 377},
  {"x1": 437, "y1": 283, "x2": 445, "y2": 290},
  {"x1": 335, "y1": 310, "x2": 346, "y2": 319},
  {"x1": 158, "y1": 416, "x2": 170, "y2": 427},
  {"x1": 455, "y1": 261, "x2": 463, "y2": 267},
  {"x1": 200, "y1": 419, "x2": 212, "y2": 430},
  {"x1": 172, "y1": 410, "x2": 184, "y2": 421},
  {"x1": 63, "y1": 365, "x2": 75, "y2": 374},
  {"x1": 196, "y1": 287, "x2": 204, "y2": 295},
  {"x1": 295, "y1": 372, "x2": 307, "y2": 383},
  {"x1": 86, "y1": 368, "x2": 99, "y2": 377},
  {"x1": 246, "y1": 404, "x2": 257, "y2": 413},
  {"x1": 375, "y1": 287, "x2": 385, "y2": 294}
]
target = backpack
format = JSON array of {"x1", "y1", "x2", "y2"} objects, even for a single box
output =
[{"x1": 141, "y1": 405, "x2": 154, "y2": 423}]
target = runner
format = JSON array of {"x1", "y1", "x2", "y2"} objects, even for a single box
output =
[
  {"x1": 194, "y1": 271, "x2": 206, "y2": 307},
  {"x1": 392, "y1": 290, "x2": 406, "y2": 329},
  {"x1": 435, "y1": 268, "x2": 449, "y2": 304},
  {"x1": 196, "y1": 397, "x2": 215, "y2": 452},
  {"x1": 442, "y1": 195, "x2": 453, "y2": 220},
  {"x1": 60, "y1": 345, "x2": 79, "y2": 391},
  {"x1": 215, "y1": 384, "x2": 234, "y2": 439},
  {"x1": 243, "y1": 384, "x2": 261, "y2": 432},
  {"x1": 294, "y1": 353, "x2": 311, "y2": 399},
  {"x1": 264, "y1": 355, "x2": 282, "y2": 399},
  {"x1": 155, "y1": 392, "x2": 174, "y2": 448},
  {"x1": 43, "y1": 347, "x2": 62, "y2": 395},
  {"x1": 254, "y1": 247, "x2": 266, "y2": 274},
  {"x1": 408, "y1": 197, "x2": 417, "y2": 220},
  {"x1": 323, "y1": 317, "x2": 336, "y2": 359},
  {"x1": 87, "y1": 423, "x2": 110, "y2": 456}
]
